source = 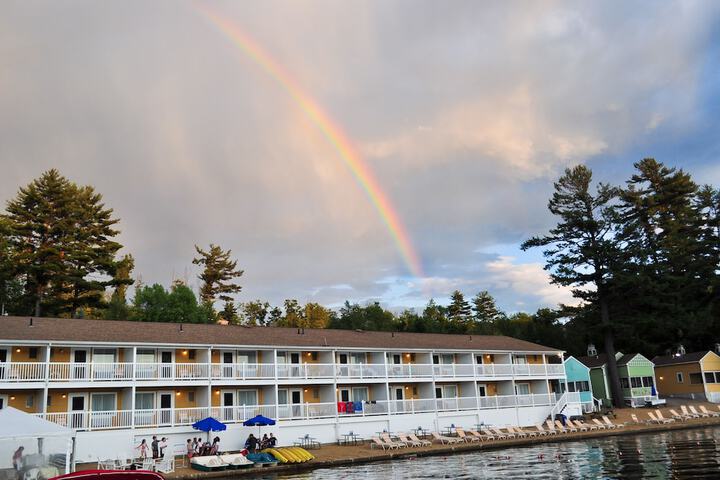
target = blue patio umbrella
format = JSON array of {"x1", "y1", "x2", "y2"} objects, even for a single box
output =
[
  {"x1": 193, "y1": 417, "x2": 227, "y2": 442},
  {"x1": 243, "y1": 414, "x2": 276, "y2": 437}
]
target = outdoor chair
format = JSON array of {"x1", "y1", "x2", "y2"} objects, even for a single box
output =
[
  {"x1": 455, "y1": 427, "x2": 480, "y2": 442},
  {"x1": 571, "y1": 420, "x2": 589, "y2": 431},
  {"x1": 700, "y1": 406, "x2": 720, "y2": 418},
  {"x1": 557, "y1": 420, "x2": 577, "y2": 433},
  {"x1": 507, "y1": 426, "x2": 527, "y2": 438},
  {"x1": 370, "y1": 437, "x2": 392, "y2": 450},
  {"x1": 681, "y1": 405, "x2": 699, "y2": 418},
  {"x1": 408, "y1": 433, "x2": 432, "y2": 446},
  {"x1": 535, "y1": 424, "x2": 553, "y2": 436},
  {"x1": 398, "y1": 433, "x2": 423, "y2": 447},
  {"x1": 481, "y1": 428, "x2": 503, "y2": 440},
  {"x1": 515, "y1": 426, "x2": 538, "y2": 437},
  {"x1": 155, "y1": 457, "x2": 175, "y2": 474},
  {"x1": 602, "y1": 415, "x2": 623, "y2": 428},
  {"x1": 592, "y1": 419, "x2": 608, "y2": 429},
  {"x1": 545, "y1": 420, "x2": 562, "y2": 434},
  {"x1": 689, "y1": 406, "x2": 709, "y2": 418},
  {"x1": 381, "y1": 433, "x2": 407, "y2": 448},
  {"x1": 668, "y1": 409, "x2": 687, "y2": 422},
  {"x1": 432, "y1": 432, "x2": 462, "y2": 444},
  {"x1": 467, "y1": 429, "x2": 490, "y2": 441},
  {"x1": 653, "y1": 410, "x2": 675, "y2": 424},
  {"x1": 647, "y1": 411, "x2": 662, "y2": 424},
  {"x1": 493, "y1": 427, "x2": 515, "y2": 439}
]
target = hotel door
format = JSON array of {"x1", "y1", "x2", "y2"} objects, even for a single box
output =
[
  {"x1": 69, "y1": 394, "x2": 87, "y2": 429},
  {"x1": 394, "y1": 387, "x2": 404, "y2": 413},
  {"x1": 222, "y1": 391, "x2": 235, "y2": 421},
  {"x1": 0, "y1": 394, "x2": 6, "y2": 409},
  {"x1": 290, "y1": 389, "x2": 303, "y2": 418},
  {"x1": 222, "y1": 351, "x2": 234, "y2": 378},
  {"x1": 0, "y1": 349, "x2": 7, "y2": 380},
  {"x1": 72, "y1": 349, "x2": 89, "y2": 379},
  {"x1": 158, "y1": 392, "x2": 173, "y2": 425},
  {"x1": 160, "y1": 351, "x2": 173, "y2": 379},
  {"x1": 289, "y1": 353, "x2": 301, "y2": 377}
]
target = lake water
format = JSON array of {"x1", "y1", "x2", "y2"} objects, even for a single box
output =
[{"x1": 262, "y1": 427, "x2": 720, "y2": 479}]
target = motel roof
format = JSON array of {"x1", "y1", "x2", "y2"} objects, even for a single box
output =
[
  {"x1": 0, "y1": 316, "x2": 561, "y2": 353},
  {"x1": 652, "y1": 351, "x2": 716, "y2": 367}
]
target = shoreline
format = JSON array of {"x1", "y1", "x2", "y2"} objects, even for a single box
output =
[{"x1": 165, "y1": 416, "x2": 720, "y2": 479}]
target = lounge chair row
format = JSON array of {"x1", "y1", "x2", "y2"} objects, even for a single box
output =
[{"x1": 632, "y1": 405, "x2": 720, "y2": 424}]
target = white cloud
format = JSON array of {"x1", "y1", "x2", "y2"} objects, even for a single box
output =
[{"x1": 485, "y1": 256, "x2": 578, "y2": 307}]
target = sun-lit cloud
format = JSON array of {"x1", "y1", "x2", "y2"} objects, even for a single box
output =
[{"x1": 0, "y1": 0, "x2": 718, "y2": 313}]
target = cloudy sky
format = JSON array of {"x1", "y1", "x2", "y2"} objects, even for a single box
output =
[{"x1": 1, "y1": 1, "x2": 719, "y2": 313}]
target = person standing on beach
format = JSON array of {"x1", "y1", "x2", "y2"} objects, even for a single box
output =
[{"x1": 151, "y1": 436, "x2": 159, "y2": 459}]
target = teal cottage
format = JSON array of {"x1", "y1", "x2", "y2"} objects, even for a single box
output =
[{"x1": 563, "y1": 355, "x2": 595, "y2": 412}]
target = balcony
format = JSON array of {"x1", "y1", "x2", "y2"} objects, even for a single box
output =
[
  {"x1": 31, "y1": 393, "x2": 564, "y2": 432},
  {"x1": 1, "y1": 360, "x2": 563, "y2": 384}
]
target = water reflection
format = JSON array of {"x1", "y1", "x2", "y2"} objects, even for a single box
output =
[{"x1": 251, "y1": 427, "x2": 720, "y2": 479}]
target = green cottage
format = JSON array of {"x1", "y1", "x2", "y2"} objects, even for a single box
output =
[{"x1": 578, "y1": 349, "x2": 659, "y2": 408}]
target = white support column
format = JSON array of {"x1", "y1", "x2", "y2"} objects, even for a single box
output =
[
  {"x1": 273, "y1": 349, "x2": 279, "y2": 420},
  {"x1": 131, "y1": 347, "x2": 137, "y2": 429},
  {"x1": 207, "y1": 347, "x2": 213, "y2": 417},
  {"x1": 430, "y1": 350, "x2": 439, "y2": 432},
  {"x1": 331, "y1": 349, "x2": 339, "y2": 442},
  {"x1": 42, "y1": 343, "x2": 51, "y2": 415}
]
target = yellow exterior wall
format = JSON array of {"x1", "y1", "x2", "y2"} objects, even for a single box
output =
[
  {"x1": 302, "y1": 387, "x2": 321, "y2": 403},
  {"x1": 45, "y1": 389, "x2": 124, "y2": 413},
  {"x1": 175, "y1": 349, "x2": 198, "y2": 364},
  {"x1": 701, "y1": 353, "x2": 720, "y2": 393},
  {"x1": 50, "y1": 348, "x2": 71, "y2": 362},
  {"x1": 211, "y1": 351, "x2": 221, "y2": 363},
  {"x1": 302, "y1": 351, "x2": 319, "y2": 364},
  {"x1": 5, "y1": 390, "x2": 40, "y2": 413},
  {"x1": 527, "y1": 355, "x2": 545, "y2": 365},
  {"x1": 10, "y1": 347, "x2": 42, "y2": 362},
  {"x1": 173, "y1": 388, "x2": 199, "y2": 408},
  {"x1": 211, "y1": 388, "x2": 264, "y2": 406},
  {"x1": 656, "y1": 363, "x2": 704, "y2": 395}
]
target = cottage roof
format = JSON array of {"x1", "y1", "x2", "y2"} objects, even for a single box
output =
[
  {"x1": 0, "y1": 316, "x2": 561, "y2": 353},
  {"x1": 652, "y1": 351, "x2": 712, "y2": 367}
]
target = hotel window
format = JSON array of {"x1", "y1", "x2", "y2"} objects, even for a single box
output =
[
  {"x1": 26, "y1": 395, "x2": 34, "y2": 408},
  {"x1": 630, "y1": 377, "x2": 642, "y2": 388},
  {"x1": 93, "y1": 349, "x2": 116, "y2": 363},
  {"x1": 29, "y1": 347, "x2": 38, "y2": 359},
  {"x1": 91, "y1": 393, "x2": 116, "y2": 412},
  {"x1": 642, "y1": 377, "x2": 654, "y2": 387},
  {"x1": 690, "y1": 373, "x2": 703, "y2": 384},
  {"x1": 349, "y1": 353, "x2": 365, "y2": 364},
  {"x1": 237, "y1": 351, "x2": 257, "y2": 364},
  {"x1": 567, "y1": 383, "x2": 577, "y2": 392},
  {"x1": 237, "y1": 390, "x2": 258, "y2": 406},
  {"x1": 704, "y1": 372, "x2": 719, "y2": 384},
  {"x1": 676, "y1": 372, "x2": 684, "y2": 383},
  {"x1": 351, "y1": 387, "x2": 369, "y2": 402},
  {"x1": 188, "y1": 350, "x2": 196, "y2": 360},
  {"x1": 188, "y1": 391, "x2": 195, "y2": 403},
  {"x1": 575, "y1": 381, "x2": 590, "y2": 392},
  {"x1": 515, "y1": 383, "x2": 530, "y2": 396},
  {"x1": 135, "y1": 392, "x2": 155, "y2": 410},
  {"x1": 313, "y1": 388, "x2": 319, "y2": 399}
]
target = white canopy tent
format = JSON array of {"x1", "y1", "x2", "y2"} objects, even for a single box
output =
[{"x1": 0, "y1": 407, "x2": 75, "y2": 476}]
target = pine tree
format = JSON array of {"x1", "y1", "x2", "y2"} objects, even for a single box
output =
[
  {"x1": 192, "y1": 244, "x2": 244, "y2": 305},
  {"x1": 447, "y1": 290, "x2": 471, "y2": 332},
  {"x1": 522, "y1": 165, "x2": 625, "y2": 407},
  {"x1": 471, "y1": 291, "x2": 501, "y2": 322},
  {"x1": 240, "y1": 300, "x2": 269, "y2": 326},
  {"x1": 220, "y1": 301, "x2": 239, "y2": 324},
  {"x1": 4, "y1": 169, "x2": 123, "y2": 317}
]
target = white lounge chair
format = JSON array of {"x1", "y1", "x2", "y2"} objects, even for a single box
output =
[
  {"x1": 592, "y1": 419, "x2": 608, "y2": 429},
  {"x1": 654, "y1": 410, "x2": 674, "y2": 424},
  {"x1": 557, "y1": 420, "x2": 577, "y2": 433},
  {"x1": 689, "y1": 406, "x2": 709, "y2": 418},
  {"x1": 432, "y1": 432, "x2": 462, "y2": 444},
  {"x1": 535, "y1": 424, "x2": 554, "y2": 436},
  {"x1": 370, "y1": 436, "x2": 392, "y2": 450},
  {"x1": 668, "y1": 409, "x2": 687, "y2": 421},
  {"x1": 381, "y1": 433, "x2": 407, "y2": 448},
  {"x1": 700, "y1": 406, "x2": 720, "y2": 418},
  {"x1": 681, "y1": 405, "x2": 699, "y2": 418},
  {"x1": 602, "y1": 415, "x2": 623, "y2": 428},
  {"x1": 482, "y1": 428, "x2": 505, "y2": 440},
  {"x1": 455, "y1": 427, "x2": 480, "y2": 442},
  {"x1": 408, "y1": 433, "x2": 431, "y2": 446}
]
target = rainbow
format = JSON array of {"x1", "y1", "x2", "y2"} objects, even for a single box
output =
[{"x1": 196, "y1": 5, "x2": 423, "y2": 278}]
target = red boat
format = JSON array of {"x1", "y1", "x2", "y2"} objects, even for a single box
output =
[{"x1": 50, "y1": 470, "x2": 164, "y2": 480}]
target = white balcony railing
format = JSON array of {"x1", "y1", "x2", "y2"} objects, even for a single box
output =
[
  {"x1": 0, "y1": 362, "x2": 46, "y2": 381},
  {"x1": 4, "y1": 360, "x2": 563, "y2": 383},
  {"x1": 32, "y1": 392, "x2": 566, "y2": 432}
]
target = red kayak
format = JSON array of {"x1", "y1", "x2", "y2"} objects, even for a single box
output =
[{"x1": 50, "y1": 470, "x2": 164, "y2": 480}]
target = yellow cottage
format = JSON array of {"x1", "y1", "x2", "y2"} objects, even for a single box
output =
[{"x1": 652, "y1": 350, "x2": 720, "y2": 403}]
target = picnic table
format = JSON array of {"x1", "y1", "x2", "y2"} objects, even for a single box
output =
[
  {"x1": 339, "y1": 433, "x2": 364, "y2": 446},
  {"x1": 442, "y1": 426, "x2": 456, "y2": 436},
  {"x1": 294, "y1": 436, "x2": 321, "y2": 449},
  {"x1": 414, "y1": 427, "x2": 430, "y2": 438}
]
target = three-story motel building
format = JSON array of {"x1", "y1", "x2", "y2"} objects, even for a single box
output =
[{"x1": 0, "y1": 316, "x2": 577, "y2": 463}]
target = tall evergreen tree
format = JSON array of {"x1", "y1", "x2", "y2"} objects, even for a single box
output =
[
  {"x1": 447, "y1": 290, "x2": 471, "y2": 332},
  {"x1": 3, "y1": 169, "x2": 123, "y2": 317},
  {"x1": 241, "y1": 300, "x2": 270, "y2": 326},
  {"x1": 192, "y1": 244, "x2": 244, "y2": 305},
  {"x1": 522, "y1": 165, "x2": 625, "y2": 407}
]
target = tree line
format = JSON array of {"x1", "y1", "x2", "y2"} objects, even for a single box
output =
[{"x1": 1, "y1": 161, "x2": 719, "y2": 403}]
